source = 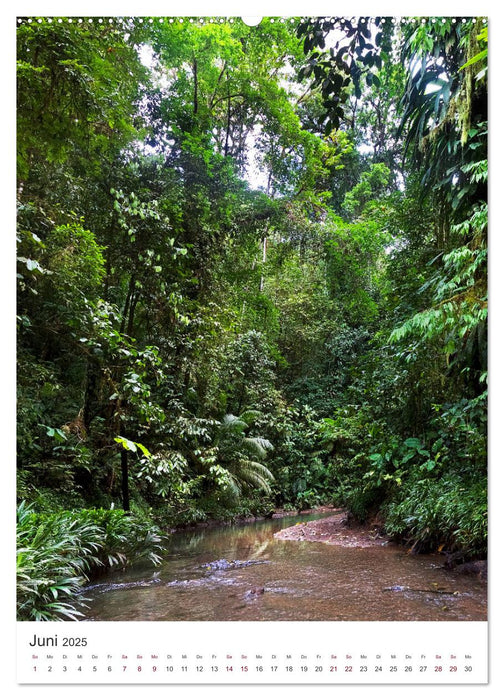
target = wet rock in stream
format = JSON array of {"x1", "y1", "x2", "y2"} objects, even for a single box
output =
[
  {"x1": 165, "y1": 577, "x2": 236, "y2": 588},
  {"x1": 383, "y1": 584, "x2": 460, "y2": 596},
  {"x1": 244, "y1": 587, "x2": 265, "y2": 599},
  {"x1": 201, "y1": 558, "x2": 269, "y2": 571},
  {"x1": 82, "y1": 578, "x2": 161, "y2": 594}
]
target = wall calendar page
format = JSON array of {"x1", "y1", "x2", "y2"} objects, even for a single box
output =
[{"x1": 12, "y1": 0, "x2": 492, "y2": 694}]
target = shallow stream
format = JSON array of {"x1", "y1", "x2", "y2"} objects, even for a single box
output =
[{"x1": 82, "y1": 513, "x2": 486, "y2": 621}]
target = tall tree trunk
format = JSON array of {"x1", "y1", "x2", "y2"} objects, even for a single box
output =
[
  {"x1": 126, "y1": 291, "x2": 139, "y2": 337},
  {"x1": 192, "y1": 56, "x2": 198, "y2": 115},
  {"x1": 224, "y1": 72, "x2": 231, "y2": 156},
  {"x1": 83, "y1": 357, "x2": 102, "y2": 431},
  {"x1": 121, "y1": 449, "x2": 130, "y2": 512},
  {"x1": 259, "y1": 236, "x2": 267, "y2": 292},
  {"x1": 120, "y1": 274, "x2": 136, "y2": 334}
]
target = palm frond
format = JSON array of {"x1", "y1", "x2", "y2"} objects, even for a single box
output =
[
  {"x1": 221, "y1": 414, "x2": 248, "y2": 433},
  {"x1": 242, "y1": 436, "x2": 273, "y2": 459},
  {"x1": 225, "y1": 473, "x2": 243, "y2": 500},
  {"x1": 212, "y1": 410, "x2": 274, "y2": 497},
  {"x1": 239, "y1": 409, "x2": 262, "y2": 425},
  {"x1": 235, "y1": 460, "x2": 274, "y2": 494}
]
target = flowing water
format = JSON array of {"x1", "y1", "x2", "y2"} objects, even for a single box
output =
[{"x1": 82, "y1": 513, "x2": 487, "y2": 621}]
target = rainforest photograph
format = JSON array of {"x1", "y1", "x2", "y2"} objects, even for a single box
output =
[{"x1": 16, "y1": 15, "x2": 487, "y2": 623}]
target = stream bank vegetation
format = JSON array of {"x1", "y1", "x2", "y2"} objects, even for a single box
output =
[{"x1": 17, "y1": 16, "x2": 487, "y2": 620}]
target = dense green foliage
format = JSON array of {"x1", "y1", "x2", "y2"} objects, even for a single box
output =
[
  {"x1": 17, "y1": 16, "x2": 487, "y2": 619},
  {"x1": 16, "y1": 502, "x2": 163, "y2": 620}
]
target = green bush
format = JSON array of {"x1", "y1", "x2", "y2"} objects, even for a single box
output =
[
  {"x1": 162, "y1": 492, "x2": 276, "y2": 527},
  {"x1": 384, "y1": 474, "x2": 487, "y2": 555},
  {"x1": 16, "y1": 503, "x2": 164, "y2": 621}
]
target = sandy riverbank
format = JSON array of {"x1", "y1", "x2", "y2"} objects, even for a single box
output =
[{"x1": 273, "y1": 510, "x2": 389, "y2": 548}]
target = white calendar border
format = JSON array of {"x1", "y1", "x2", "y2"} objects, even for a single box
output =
[{"x1": 4, "y1": 0, "x2": 501, "y2": 697}]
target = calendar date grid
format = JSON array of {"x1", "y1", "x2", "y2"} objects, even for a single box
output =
[{"x1": 28, "y1": 649, "x2": 476, "y2": 679}]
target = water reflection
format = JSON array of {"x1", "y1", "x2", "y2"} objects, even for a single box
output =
[{"x1": 82, "y1": 513, "x2": 487, "y2": 622}]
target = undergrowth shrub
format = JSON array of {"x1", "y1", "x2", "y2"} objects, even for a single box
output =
[
  {"x1": 383, "y1": 475, "x2": 487, "y2": 556},
  {"x1": 16, "y1": 503, "x2": 164, "y2": 621}
]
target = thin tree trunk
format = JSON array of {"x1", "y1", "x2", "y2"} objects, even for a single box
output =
[
  {"x1": 126, "y1": 292, "x2": 139, "y2": 337},
  {"x1": 209, "y1": 60, "x2": 227, "y2": 110},
  {"x1": 83, "y1": 358, "x2": 102, "y2": 431},
  {"x1": 121, "y1": 449, "x2": 130, "y2": 512},
  {"x1": 192, "y1": 57, "x2": 198, "y2": 115},
  {"x1": 120, "y1": 274, "x2": 136, "y2": 334},
  {"x1": 259, "y1": 236, "x2": 267, "y2": 292},
  {"x1": 224, "y1": 72, "x2": 231, "y2": 156}
]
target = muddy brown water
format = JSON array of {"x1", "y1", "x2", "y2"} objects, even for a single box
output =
[{"x1": 82, "y1": 513, "x2": 487, "y2": 621}]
